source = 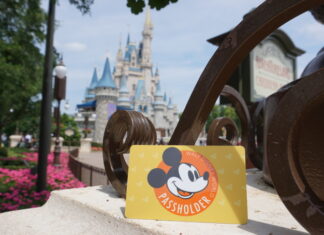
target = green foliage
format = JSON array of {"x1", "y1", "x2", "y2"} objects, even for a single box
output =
[
  {"x1": 68, "y1": 0, "x2": 178, "y2": 15},
  {"x1": 205, "y1": 105, "x2": 240, "y2": 132},
  {"x1": 0, "y1": 0, "x2": 46, "y2": 136},
  {"x1": 127, "y1": 0, "x2": 178, "y2": 13},
  {"x1": 3, "y1": 101, "x2": 42, "y2": 137},
  {"x1": 0, "y1": 158, "x2": 36, "y2": 170},
  {"x1": 91, "y1": 142, "x2": 102, "y2": 148},
  {"x1": 7, "y1": 147, "x2": 33, "y2": 158},
  {"x1": 0, "y1": 147, "x2": 8, "y2": 157},
  {"x1": 60, "y1": 114, "x2": 81, "y2": 146},
  {"x1": 0, "y1": 176, "x2": 16, "y2": 193},
  {"x1": 68, "y1": 0, "x2": 94, "y2": 14}
]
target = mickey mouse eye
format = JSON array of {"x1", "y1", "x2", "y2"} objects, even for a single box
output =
[
  {"x1": 188, "y1": 171, "x2": 194, "y2": 182},
  {"x1": 194, "y1": 170, "x2": 199, "y2": 180}
]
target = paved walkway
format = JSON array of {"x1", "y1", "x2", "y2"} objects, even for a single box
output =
[{"x1": 78, "y1": 151, "x2": 104, "y2": 169}]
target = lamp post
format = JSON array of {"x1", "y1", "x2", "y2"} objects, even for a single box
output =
[
  {"x1": 64, "y1": 127, "x2": 74, "y2": 153},
  {"x1": 53, "y1": 62, "x2": 67, "y2": 166},
  {"x1": 36, "y1": 0, "x2": 56, "y2": 192}
]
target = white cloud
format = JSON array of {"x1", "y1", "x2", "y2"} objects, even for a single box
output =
[
  {"x1": 48, "y1": 0, "x2": 323, "y2": 114},
  {"x1": 63, "y1": 42, "x2": 87, "y2": 52},
  {"x1": 299, "y1": 22, "x2": 324, "y2": 41}
]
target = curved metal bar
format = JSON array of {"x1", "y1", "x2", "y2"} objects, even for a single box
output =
[
  {"x1": 267, "y1": 69, "x2": 324, "y2": 234},
  {"x1": 169, "y1": 0, "x2": 323, "y2": 146},
  {"x1": 250, "y1": 100, "x2": 266, "y2": 170},
  {"x1": 220, "y1": 86, "x2": 250, "y2": 147},
  {"x1": 207, "y1": 117, "x2": 239, "y2": 145},
  {"x1": 102, "y1": 110, "x2": 156, "y2": 198},
  {"x1": 220, "y1": 85, "x2": 255, "y2": 160}
]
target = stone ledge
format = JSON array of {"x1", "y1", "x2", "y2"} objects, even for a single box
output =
[{"x1": 0, "y1": 170, "x2": 308, "y2": 235}]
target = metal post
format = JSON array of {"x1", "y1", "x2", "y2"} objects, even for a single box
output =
[
  {"x1": 36, "y1": 0, "x2": 56, "y2": 192},
  {"x1": 84, "y1": 115, "x2": 89, "y2": 138},
  {"x1": 53, "y1": 100, "x2": 61, "y2": 166}
]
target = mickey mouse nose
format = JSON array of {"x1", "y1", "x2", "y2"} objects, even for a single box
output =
[{"x1": 203, "y1": 172, "x2": 209, "y2": 180}]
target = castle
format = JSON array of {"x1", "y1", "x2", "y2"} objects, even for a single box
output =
[{"x1": 75, "y1": 9, "x2": 179, "y2": 143}]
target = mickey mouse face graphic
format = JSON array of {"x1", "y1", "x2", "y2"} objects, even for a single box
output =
[{"x1": 148, "y1": 147, "x2": 210, "y2": 199}]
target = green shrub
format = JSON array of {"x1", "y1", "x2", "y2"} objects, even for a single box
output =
[
  {"x1": 0, "y1": 147, "x2": 8, "y2": 157},
  {"x1": 0, "y1": 158, "x2": 36, "y2": 169},
  {"x1": 10, "y1": 147, "x2": 33, "y2": 154},
  {"x1": 91, "y1": 142, "x2": 102, "y2": 148}
]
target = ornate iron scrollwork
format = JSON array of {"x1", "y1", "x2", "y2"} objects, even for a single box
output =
[
  {"x1": 102, "y1": 110, "x2": 156, "y2": 198},
  {"x1": 206, "y1": 85, "x2": 250, "y2": 147},
  {"x1": 207, "y1": 117, "x2": 239, "y2": 146},
  {"x1": 102, "y1": 0, "x2": 324, "y2": 233}
]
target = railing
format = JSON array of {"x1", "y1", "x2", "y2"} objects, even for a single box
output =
[{"x1": 68, "y1": 149, "x2": 108, "y2": 186}]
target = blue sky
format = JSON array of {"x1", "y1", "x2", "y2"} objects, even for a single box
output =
[{"x1": 42, "y1": 0, "x2": 324, "y2": 113}]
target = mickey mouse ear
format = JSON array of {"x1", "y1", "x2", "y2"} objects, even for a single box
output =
[
  {"x1": 147, "y1": 168, "x2": 166, "y2": 188},
  {"x1": 163, "y1": 147, "x2": 181, "y2": 166}
]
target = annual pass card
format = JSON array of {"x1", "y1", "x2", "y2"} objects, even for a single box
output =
[{"x1": 125, "y1": 145, "x2": 247, "y2": 224}]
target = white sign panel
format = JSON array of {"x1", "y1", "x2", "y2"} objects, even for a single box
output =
[{"x1": 251, "y1": 41, "x2": 294, "y2": 101}]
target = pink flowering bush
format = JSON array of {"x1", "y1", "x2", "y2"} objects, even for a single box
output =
[{"x1": 0, "y1": 152, "x2": 85, "y2": 213}]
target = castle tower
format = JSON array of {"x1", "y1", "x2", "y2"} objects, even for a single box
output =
[
  {"x1": 117, "y1": 75, "x2": 131, "y2": 109},
  {"x1": 141, "y1": 7, "x2": 153, "y2": 97},
  {"x1": 84, "y1": 68, "x2": 98, "y2": 102},
  {"x1": 154, "y1": 81, "x2": 166, "y2": 137},
  {"x1": 152, "y1": 66, "x2": 159, "y2": 93},
  {"x1": 167, "y1": 97, "x2": 177, "y2": 134},
  {"x1": 114, "y1": 40, "x2": 124, "y2": 86},
  {"x1": 94, "y1": 58, "x2": 118, "y2": 143}
]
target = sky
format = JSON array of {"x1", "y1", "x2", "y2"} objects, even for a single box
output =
[{"x1": 41, "y1": 0, "x2": 324, "y2": 114}]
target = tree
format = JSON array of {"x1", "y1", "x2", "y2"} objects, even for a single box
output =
[
  {"x1": 3, "y1": 100, "x2": 42, "y2": 138},
  {"x1": 59, "y1": 114, "x2": 81, "y2": 146},
  {"x1": 68, "y1": 0, "x2": 178, "y2": 14},
  {"x1": 205, "y1": 105, "x2": 240, "y2": 133},
  {"x1": 0, "y1": 0, "x2": 46, "y2": 138}
]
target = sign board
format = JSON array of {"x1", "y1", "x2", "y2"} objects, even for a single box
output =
[
  {"x1": 125, "y1": 145, "x2": 247, "y2": 224},
  {"x1": 250, "y1": 41, "x2": 294, "y2": 101}
]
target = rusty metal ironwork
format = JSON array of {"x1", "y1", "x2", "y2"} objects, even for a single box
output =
[
  {"x1": 102, "y1": 0, "x2": 324, "y2": 232},
  {"x1": 169, "y1": 0, "x2": 323, "y2": 145},
  {"x1": 207, "y1": 117, "x2": 239, "y2": 145},
  {"x1": 266, "y1": 69, "x2": 324, "y2": 234},
  {"x1": 102, "y1": 110, "x2": 156, "y2": 198},
  {"x1": 250, "y1": 100, "x2": 266, "y2": 170},
  {"x1": 219, "y1": 86, "x2": 251, "y2": 149},
  {"x1": 207, "y1": 85, "x2": 254, "y2": 158}
]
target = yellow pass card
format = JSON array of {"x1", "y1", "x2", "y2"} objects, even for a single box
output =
[{"x1": 125, "y1": 146, "x2": 247, "y2": 224}]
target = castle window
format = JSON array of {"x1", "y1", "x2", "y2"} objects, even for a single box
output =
[{"x1": 133, "y1": 84, "x2": 136, "y2": 91}]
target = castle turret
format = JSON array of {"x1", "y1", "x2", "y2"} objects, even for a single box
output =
[
  {"x1": 114, "y1": 40, "x2": 124, "y2": 83},
  {"x1": 94, "y1": 58, "x2": 118, "y2": 143},
  {"x1": 142, "y1": 8, "x2": 153, "y2": 67},
  {"x1": 155, "y1": 67, "x2": 159, "y2": 77},
  {"x1": 84, "y1": 68, "x2": 98, "y2": 101},
  {"x1": 154, "y1": 81, "x2": 166, "y2": 136},
  {"x1": 163, "y1": 92, "x2": 167, "y2": 104},
  {"x1": 151, "y1": 66, "x2": 159, "y2": 95},
  {"x1": 141, "y1": 7, "x2": 154, "y2": 97},
  {"x1": 166, "y1": 97, "x2": 177, "y2": 134},
  {"x1": 117, "y1": 75, "x2": 131, "y2": 109}
]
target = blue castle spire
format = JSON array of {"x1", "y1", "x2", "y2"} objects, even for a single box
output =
[
  {"x1": 126, "y1": 33, "x2": 130, "y2": 45},
  {"x1": 163, "y1": 92, "x2": 167, "y2": 102},
  {"x1": 155, "y1": 81, "x2": 163, "y2": 97},
  {"x1": 96, "y1": 58, "x2": 116, "y2": 88},
  {"x1": 119, "y1": 75, "x2": 129, "y2": 93},
  {"x1": 168, "y1": 97, "x2": 173, "y2": 108},
  {"x1": 89, "y1": 68, "x2": 98, "y2": 89}
]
